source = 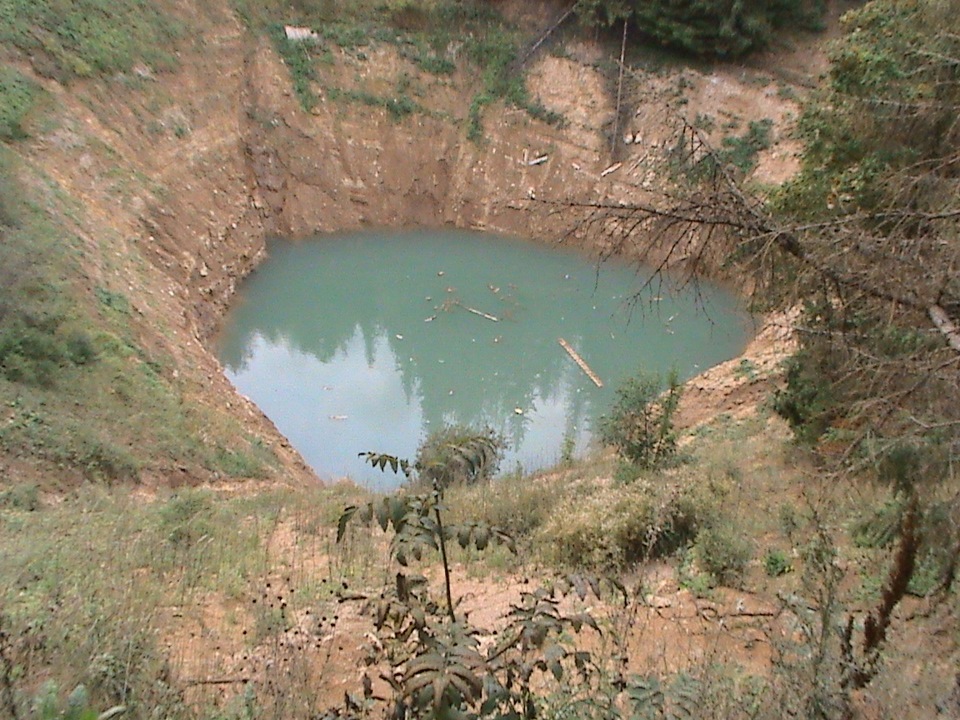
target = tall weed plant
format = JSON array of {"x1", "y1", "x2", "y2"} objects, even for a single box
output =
[{"x1": 600, "y1": 369, "x2": 682, "y2": 471}]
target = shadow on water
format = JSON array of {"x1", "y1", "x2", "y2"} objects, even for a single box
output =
[{"x1": 216, "y1": 230, "x2": 753, "y2": 489}]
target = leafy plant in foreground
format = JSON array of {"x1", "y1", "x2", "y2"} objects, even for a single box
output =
[{"x1": 334, "y1": 429, "x2": 625, "y2": 719}]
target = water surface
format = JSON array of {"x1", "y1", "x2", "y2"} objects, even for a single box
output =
[{"x1": 216, "y1": 230, "x2": 753, "y2": 489}]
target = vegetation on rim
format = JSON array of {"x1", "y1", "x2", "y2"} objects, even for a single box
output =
[{"x1": 576, "y1": 0, "x2": 826, "y2": 57}]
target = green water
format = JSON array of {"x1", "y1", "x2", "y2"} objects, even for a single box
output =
[{"x1": 216, "y1": 230, "x2": 753, "y2": 489}]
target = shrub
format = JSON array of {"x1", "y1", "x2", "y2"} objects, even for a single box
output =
[
  {"x1": 577, "y1": 0, "x2": 825, "y2": 57},
  {"x1": 0, "y1": 482, "x2": 41, "y2": 511},
  {"x1": 0, "y1": 318, "x2": 97, "y2": 387},
  {"x1": 414, "y1": 424, "x2": 504, "y2": 489},
  {"x1": 599, "y1": 369, "x2": 682, "y2": 470},
  {"x1": 773, "y1": 343, "x2": 839, "y2": 444},
  {"x1": 764, "y1": 549, "x2": 792, "y2": 577},
  {"x1": 537, "y1": 479, "x2": 706, "y2": 569},
  {"x1": 695, "y1": 522, "x2": 753, "y2": 587}
]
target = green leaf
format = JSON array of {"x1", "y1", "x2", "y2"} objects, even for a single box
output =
[
  {"x1": 627, "y1": 675, "x2": 665, "y2": 720},
  {"x1": 389, "y1": 496, "x2": 408, "y2": 527},
  {"x1": 570, "y1": 612, "x2": 600, "y2": 634},
  {"x1": 359, "y1": 503, "x2": 373, "y2": 524},
  {"x1": 337, "y1": 505, "x2": 358, "y2": 543},
  {"x1": 474, "y1": 525, "x2": 490, "y2": 551},
  {"x1": 375, "y1": 499, "x2": 390, "y2": 531}
]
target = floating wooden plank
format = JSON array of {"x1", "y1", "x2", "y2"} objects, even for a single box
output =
[
  {"x1": 558, "y1": 337, "x2": 603, "y2": 387},
  {"x1": 601, "y1": 162, "x2": 623, "y2": 177},
  {"x1": 460, "y1": 303, "x2": 499, "y2": 322}
]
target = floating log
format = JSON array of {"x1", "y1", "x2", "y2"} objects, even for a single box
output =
[
  {"x1": 601, "y1": 162, "x2": 623, "y2": 177},
  {"x1": 456, "y1": 301, "x2": 499, "y2": 322},
  {"x1": 558, "y1": 338, "x2": 603, "y2": 387}
]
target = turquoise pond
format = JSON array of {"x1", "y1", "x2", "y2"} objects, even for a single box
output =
[{"x1": 215, "y1": 230, "x2": 754, "y2": 489}]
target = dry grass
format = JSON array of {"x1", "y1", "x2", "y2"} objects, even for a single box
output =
[{"x1": 0, "y1": 404, "x2": 956, "y2": 718}]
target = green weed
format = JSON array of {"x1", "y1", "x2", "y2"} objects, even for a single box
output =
[
  {"x1": 0, "y1": 66, "x2": 42, "y2": 141},
  {"x1": 269, "y1": 25, "x2": 321, "y2": 111},
  {"x1": 718, "y1": 118, "x2": 773, "y2": 174},
  {"x1": 599, "y1": 369, "x2": 682, "y2": 470},
  {"x1": 695, "y1": 523, "x2": 754, "y2": 588},
  {"x1": 763, "y1": 548, "x2": 793, "y2": 577},
  {"x1": 0, "y1": 0, "x2": 180, "y2": 81}
]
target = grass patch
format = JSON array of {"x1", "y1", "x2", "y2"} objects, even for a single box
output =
[
  {"x1": 0, "y1": 484, "x2": 291, "y2": 716},
  {"x1": 459, "y1": 12, "x2": 563, "y2": 142},
  {"x1": 268, "y1": 24, "x2": 323, "y2": 111},
  {"x1": 242, "y1": 0, "x2": 562, "y2": 136},
  {"x1": 0, "y1": 65, "x2": 43, "y2": 140},
  {"x1": 0, "y1": 0, "x2": 180, "y2": 81},
  {"x1": 0, "y1": 150, "x2": 278, "y2": 482},
  {"x1": 536, "y1": 473, "x2": 717, "y2": 570},
  {"x1": 326, "y1": 86, "x2": 421, "y2": 120}
]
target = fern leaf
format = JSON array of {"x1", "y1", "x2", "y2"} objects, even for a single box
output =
[
  {"x1": 666, "y1": 673, "x2": 700, "y2": 720},
  {"x1": 474, "y1": 525, "x2": 490, "y2": 551},
  {"x1": 375, "y1": 499, "x2": 390, "y2": 531},
  {"x1": 626, "y1": 675, "x2": 665, "y2": 720}
]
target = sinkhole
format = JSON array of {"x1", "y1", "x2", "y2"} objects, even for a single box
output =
[{"x1": 215, "y1": 229, "x2": 753, "y2": 489}]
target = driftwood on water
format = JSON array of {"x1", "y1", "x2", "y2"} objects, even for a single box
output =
[
  {"x1": 558, "y1": 337, "x2": 603, "y2": 387},
  {"x1": 458, "y1": 302, "x2": 499, "y2": 322}
]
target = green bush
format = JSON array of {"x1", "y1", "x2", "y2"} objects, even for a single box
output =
[
  {"x1": 773, "y1": 342, "x2": 839, "y2": 445},
  {"x1": 577, "y1": 0, "x2": 825, "y2": 57},
  {"x1": 763, "y1": 549, "x2": 792, "y2": 577},
  {"x1": 695, "y1": 522, "x2": 753, "y2": 587},
  {"x1": 537, "y1": 479, "x2": 706, "y2": 569},
  {"x1": 415, "y1": 424, "x2": 504, "y2": 488},
  {"x1": 599, "y1": 369, "x2": 682, "y2": 470}
]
